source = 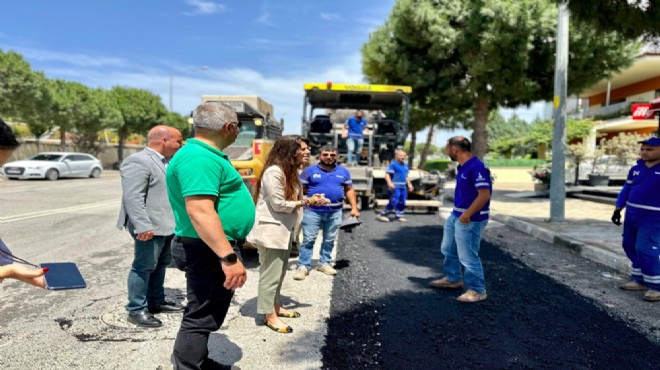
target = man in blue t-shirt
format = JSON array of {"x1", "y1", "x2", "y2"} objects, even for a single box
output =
[
  {"x1": 430, "y1": 136, "x2": 492, "y2": 303},
  {"x1": 344, "y1": 110, "x2": 368, "y2": 166},
  {"x1": 612, "y1": 136, "x2": 660, "y2": 302},
  {"x1": 378, "y1": 149, "x2": 414, "y2": 222},
  {"x1": 294, "y1": 144, "x2": 360, "y2": 280}
]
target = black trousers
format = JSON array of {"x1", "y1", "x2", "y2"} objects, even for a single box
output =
[{"x1": 170, "y1": 237, "x2": 239, "y2": 370}]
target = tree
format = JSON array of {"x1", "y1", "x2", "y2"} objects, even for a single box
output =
[
  {"x1": 74, "y1": 88, "x2": 123, "y2": 156},
  {"x1": 158, "y1": 111, "x2": 191, "y2": 138},
  {"x1": 555, "y1": 0, "x2": 660, "y2": 39},
  {"x1": 363, "y1": 0, "x2": 638, "y2": 159},
  {"x1": 486, "y1": 112, "x2": 531, "y2": 158},
  {"x1": 47, "y1": 79, "x2": 97, "y2": 150},
  {"x1": 525, "y1": 118, "x2": 596, "y2": 158},
  {"x1": 111, "y1": 86, "x2": 168, "y2": 162},
  {"x1": 0, "y1": 49, "x2": 49, "y2": 121}
]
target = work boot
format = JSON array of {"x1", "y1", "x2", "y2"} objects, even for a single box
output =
[
  {"x1": 456, "y1": 290, "x2": 488, "y2": 303},
  {"x1": 643, "y1": 290, "x2": 660, "y2": 302},
  {"x1": 377, "y1": 215, "x2": 390, "y2": 222},
  {"x1": 293, "y1": 266, "x2": 309, "y2": 281},
  {"x1": 429, "y1": 277, "x2": 463, "y2": 289},
  {"x1": 619, "y1": 281, "x2": 647, "y2": 291},
  {"x1": 315, "y1": 264, "x2": 337, "y2": 276}
]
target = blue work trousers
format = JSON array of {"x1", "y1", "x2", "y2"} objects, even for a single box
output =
[
  {"x1": 622, "y1": 212, "x2": 660, "y2": 291},
  {"x1": 380, "y1": 186, "x2": 408, "y2": 219}
]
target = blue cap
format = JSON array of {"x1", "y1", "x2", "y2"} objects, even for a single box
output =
[{"x1": 638, "y1": 137, "x2": 660, "y2": 146}]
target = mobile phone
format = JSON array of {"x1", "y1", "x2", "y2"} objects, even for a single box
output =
[{"x1": 41, "y1": 262, "x2": 86, "y2": 290}]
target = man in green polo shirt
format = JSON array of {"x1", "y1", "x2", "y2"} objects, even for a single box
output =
[{"x1": 167, "y1": 101, "x2": 255, "y2": 370}]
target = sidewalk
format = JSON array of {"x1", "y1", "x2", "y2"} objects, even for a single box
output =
[{"x1": 441, "y1": 167, "x2": 630, "y2": 275}]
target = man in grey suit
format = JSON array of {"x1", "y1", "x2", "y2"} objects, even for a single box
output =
[{"x1": 117, "y1": 125, "x2": 184, "y2": 327}]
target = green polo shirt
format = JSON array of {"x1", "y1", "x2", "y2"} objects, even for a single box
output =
[{"x1": 166, "y1": 139, "x2": 255, "y2": 241}]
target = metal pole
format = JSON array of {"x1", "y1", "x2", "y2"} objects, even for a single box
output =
[
  {"x1": 168, "y1": 74, "x2": 174, "y2": 112},
  {"x1": 550, "y1": 1, "x2": 569, "y2": 222}
]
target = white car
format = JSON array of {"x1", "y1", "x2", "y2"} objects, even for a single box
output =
[{"x1": 1, "y1": 152, "x2": 103, "y2": 180}]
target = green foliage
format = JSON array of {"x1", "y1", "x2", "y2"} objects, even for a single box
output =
[
  {"x1": 556, "y1": 1, "x2": 660, "y2": 39},
  {"x1": 404, "y1": 141, "x2": 442, "y2": 156},
  {"x1": 0, "y1": 49, "x2": 49, "y2": 121},
  {"x1": 526, "y1": 118, "x2": 596, "y2": 146},
  {"x1": 485, "y1": 158, "x2": 549, "y2": 167},
  {"x1": 422, "y1": 159, "x2": 452, "y2": 172},
  {"x1": 362, "y1": 0, "x2": 638, "y2": 159}
]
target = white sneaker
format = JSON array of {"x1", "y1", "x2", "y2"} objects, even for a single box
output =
[
  {"x1": 377, "y1": 216, "x2": 390, "y2": 222},
  {"x1": 293, "y1": 266, "x2": 309, "y2": 281},
  {"x1": 397, "y1": 217, "x2": 408, "y2": 222}
]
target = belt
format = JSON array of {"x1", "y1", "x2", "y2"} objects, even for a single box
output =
[{"x1": 174, "y1": 236, "x2": 237, "y2": 246}]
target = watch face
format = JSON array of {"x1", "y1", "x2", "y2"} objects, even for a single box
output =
[{"x1": 223, "y1": 253, "x2": 238, "y2": 263}]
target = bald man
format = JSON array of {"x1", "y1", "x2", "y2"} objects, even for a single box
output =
[{"x1": 116, "y1": 125, "x2": 184, "y2": 327}]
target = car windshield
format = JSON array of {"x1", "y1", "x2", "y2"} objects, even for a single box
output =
[
  {"x1": 29, "y1": 154, "x2": 63, "y2": 161},
  {"x1": 233, "y1": 120, "x2": 258, "y2": 146}
]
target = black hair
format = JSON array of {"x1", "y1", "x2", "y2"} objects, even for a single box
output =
[
  {"x1": 447, "y1": 136, "x2": 471, "y2": 152},
  {"x1": 0, "y1": 119, "x2": 20, "y2": 149},
  {"x1": 319, "y1": 144, "x2": 337, "y2": 152}
]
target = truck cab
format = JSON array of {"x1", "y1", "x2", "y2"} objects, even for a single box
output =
[{"x1": 201, "y1": 96, "x2": 283, "y2": 194}]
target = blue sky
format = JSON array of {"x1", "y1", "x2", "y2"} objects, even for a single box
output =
[{"x1": 1, "y1": 0, "x2": 542, "y2": 143}]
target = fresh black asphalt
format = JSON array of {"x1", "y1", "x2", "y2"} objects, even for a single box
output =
[{"x1": 322, "y1": 214, "x2": 659, "y2": 369}]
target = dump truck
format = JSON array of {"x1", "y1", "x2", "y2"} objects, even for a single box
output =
[
  {"x1": 301, "y1": 82, "x2": 444, "y2": 211},
  {"x1": 201, "y1": 95, "x2": 283, "y2": 195}
]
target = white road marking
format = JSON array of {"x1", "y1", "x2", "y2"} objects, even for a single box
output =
[{"x1": 0, "y1": 199, "x2": 120, "y2": 223}]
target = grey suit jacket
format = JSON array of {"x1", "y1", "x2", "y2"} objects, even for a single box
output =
[{"x1": 116, "y1": 148, "x2": 175, "y2": 236}]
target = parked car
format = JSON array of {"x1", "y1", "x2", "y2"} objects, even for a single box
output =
[{"x1": 0, "y1": 152, "x2": 103, "y2": 180}]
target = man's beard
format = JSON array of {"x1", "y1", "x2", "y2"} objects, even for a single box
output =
[{"x1": 320, "y1": 159, "x2": 337, "y2": 166}]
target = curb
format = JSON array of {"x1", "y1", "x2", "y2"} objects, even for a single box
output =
[{"x1": 490, "y1": 214, "x2": 630, "y2": 275}]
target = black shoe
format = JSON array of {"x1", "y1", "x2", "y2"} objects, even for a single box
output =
[
  {"x1": 148, "y1": 300, "x2": 185, "y2": 314},
  {"x1": 128, "y1": 310, "x2": 162, "y2": 328},
  {"x1": 201, "y1": 358, "x2": 240, "y2": 370}
]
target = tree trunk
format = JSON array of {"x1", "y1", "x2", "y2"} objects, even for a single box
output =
[
  {"x1": 472, "y1": 96, "x2": 489, "y2": 159},
  {"x1": 117, "y1": 126, "x2": 128, "y2": 163},
  {"x1": 59, "y1": 129, "x2": 66, "y2": 151},
  {"x1": 408, "y1": 129, "x2": 417, "y2": 168},
  {"x1": 419, "y1": 123, "x2": 435, "y2": 169}
]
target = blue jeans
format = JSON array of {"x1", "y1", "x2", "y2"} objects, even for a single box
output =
[
  {"x1": 440, "y1": 213, "x2": 488, "y2": 293},
  {"x1": 346, "y1": 137, "x2": 363, "y2": 165},
  {"x1": 126, "y1": 233, "x2": 173, "y2": 312},
  {"x1": 380, "y1": 187, "x2": 408, "y2": 218},
  {"x1": 298, "y1": 209, "x2": 343, "y2": 268},
  {"x1": 622, "y1": 212, "x2": 660, "y2": 291}
]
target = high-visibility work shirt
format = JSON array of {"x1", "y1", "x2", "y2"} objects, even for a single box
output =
[
  {"x1": 300, "y1": 164, "x2": 352, "y2": 212},
  {"x1": 166, "y1": 139, "x2": 255, "y2": 240},
  {"x1": 452, "y1": 157, "x2": 492, "y2": 222},
  {"x1": 386, "y1": 160, "x2": 409, "y2": 188},
  {"x1": 616, "y1": 160, "x2": 660, "y2": 220}
]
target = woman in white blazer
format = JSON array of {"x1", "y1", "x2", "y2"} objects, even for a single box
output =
[{"x1": 247, "y1": 135, "x2": 325, "y2": 333}]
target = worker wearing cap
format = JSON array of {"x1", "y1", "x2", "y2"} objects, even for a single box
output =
[{"x1": 612, "y1": 136, "x2": 660, "y2": 302}]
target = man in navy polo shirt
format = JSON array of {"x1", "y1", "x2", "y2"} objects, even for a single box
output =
[
  {"x1": 612, "y1": 136, "x2": 660, "y2": 302},
  {"x1": 344, "y1": 110, "x2": 368, "y2": 166},
  {"x1": 377, "y1": 149, "x2": 414, "y2": 222},
  {"x1": 294, "y1": 145, "x2": 360, "y2": 280},
  {"x1": 430, "y1": 136, "x2": 492, "y2": 303}
]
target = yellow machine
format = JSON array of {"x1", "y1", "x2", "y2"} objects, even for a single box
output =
[
  {"x1": 201, "y1": 96, "x2": 283, "y2": 194},
  {"x1": 301, "y1": 82, "x2": 444, "y2": 211}
]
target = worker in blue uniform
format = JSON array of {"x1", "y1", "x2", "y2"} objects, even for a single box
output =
[
  {"x1": 612, "y1": 136, "x2": 660, "y2": 302},
  {"x1": 378, "y1": 149, "x2": 414, "y2": 222}
]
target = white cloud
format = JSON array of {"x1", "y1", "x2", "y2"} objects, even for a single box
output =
[
  {"x1": 320, "y1": 12, "x2": 340, "y2": 21},
  {"x1": 183, "y1": 0, "x2": 225, "y2": 16},
  {"x1": 8, "y1": 46, "x2": 130, "y2": 68}
]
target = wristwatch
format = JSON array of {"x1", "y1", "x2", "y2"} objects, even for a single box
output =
[{"x1": 219, "y1": 253, "x2": 238, "y2": 264}]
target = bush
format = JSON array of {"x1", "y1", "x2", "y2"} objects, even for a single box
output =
[
  {"x1": 423, "y1": 159, "x2": 451, "y2": 172},
  {"x1": 485, "y1": 159, "x2": 549, "y2": 167}
]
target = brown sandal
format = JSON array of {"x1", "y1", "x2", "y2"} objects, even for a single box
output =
[{"x1": 263, "y1": 318, "x2": 293, "y2": 333}]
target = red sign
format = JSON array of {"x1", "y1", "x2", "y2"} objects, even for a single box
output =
[
  {"x1": 253, "y1": 141, "x2": 262, "y2": 155},
  {"x1": 631, "y1": 103, "x2": 655, "y2": 120}
]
